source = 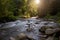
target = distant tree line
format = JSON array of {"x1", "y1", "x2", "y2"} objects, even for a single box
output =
[
  {"x1": 0, "y1": 0, "x2": 60, "y2": 23},
  {"x1": 0, "y1": 0, "x2": 29, "y2": 23},
  {"x1": 38, "y1": 0, "x2": 60, "y2": 18}
]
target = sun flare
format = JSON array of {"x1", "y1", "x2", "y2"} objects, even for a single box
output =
[{"x1": 35, "y1": 0, "x2": 40, "y2": 4}]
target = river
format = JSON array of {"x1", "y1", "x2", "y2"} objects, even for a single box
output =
[{"x1": 0, "y1": 18, "x2": 59, "y2": 40}]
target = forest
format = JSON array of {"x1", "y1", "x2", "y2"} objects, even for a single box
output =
[{"x1": 0, "y1": 0, "x2": 60, "y2": 23}]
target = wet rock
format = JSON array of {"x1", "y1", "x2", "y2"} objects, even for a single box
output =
[
  {"x1": 9, "y1": 37, "x2": 16, "y2": 40},
  {"x1": 53, "y1": 30, "x2": 60, "y2": 39},
  {"x1": 39, "y1": 26, "x2": 58, "y2": 33},
  {"x1": 44, "y1": 23, "x2": 48, "y2": 25},
  {"x1": 45, "y1": 28, "x2": 60, "y2": 35},
  {"x1": 39, "y1": 35, "x2": 47, "y2": 38},
  {"x1": 15, "y1": 20, "x2": 21, "y2": 23},
  {"x1": 0, "y1": 22, "x2": 16, "y2": 29},
  {"x1": 35, "y1": 22, "x2": 39, "y2": 24},
  {"x1": 40, "y1": 37, "x2": 46, "y2": 40},
  {"x1": 45, "y1": 29, "x2": 55, "y2": 35},
  {"x1": 40, "y1": 38, "x2": 46, "y2": 40},
  {"x1": 39, "y1": 26, "x2": 48, "y2": 33},
  {"x1": 54, "y1": 28, "x2": 60, "y2": 32},
  {"x1": 26, "y1": 28, "x2": 33, "y2": 32},
  {"x1": 16, "y1": 33, "x2": 34, "y2": 40},
  {"x1": 46, "y1": 36, "x2": 54, "y2": 40},
  {"x1": 35, "y1": 21, "x2": 40, "y2": 24},
  {"x1": 27, "y1": 35, "x2": 35, "y2": 40},
  {"x1": 16, "y1": 33, "x2": 27, "y2": 40},
  {"x1": 26, "y1": 23, "x2": 31, "y2": 27}
]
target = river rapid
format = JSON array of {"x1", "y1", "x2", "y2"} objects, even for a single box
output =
[{"x1": 0, "y1": 18, "x2": 59, "y2": 40}]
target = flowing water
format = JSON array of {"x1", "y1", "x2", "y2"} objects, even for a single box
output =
[{"x1": 0, "y1": 18, "x2": 59, "y2": 40}]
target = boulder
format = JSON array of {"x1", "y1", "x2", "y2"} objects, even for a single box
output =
[
  {"x1": 40, "y1": 37, "x2": 46, "y2": 40},
  {"x1": 39, "y1": 35, "x2": 47, "y2": 38},
  {"x1": 39, "y1": 26, "x2": 48, "y2": 33},
  {"x1": 16, "y1": 33, "x2": 26, "y2": 40},
  {"x1": 39, "y1": 26, "x2": 58, "y2": 33},
  {"x1": 46, "y1": 36, "x2": 54, "y2": 40},
  {"x1": 45, "y1": 28, "x2": 60, "y2": 35},
  {"x1": 54, "y1": 28, "x2": 60, "y2": 32},
  {"x1": 16, "y1": 33, "x2": 34, "y2": 40},
  {"x1": 45, "y1": 29, "x2": 55, "y2": 35},
  {"x1": 26, "y1": 28, "x2": 33, "y2": 32},
  {"x1": 9, "y1": 37, "x2": 16, "y2": 40},
  {"x1": 27, "y1": 35, "x2": 34, "y2": 40},
  {"x1": 35, "y1": 22, "x2": 39, "y2": 24},
  {"x1": 16, "y1": 33, "x2": 27, "y2": 40}
]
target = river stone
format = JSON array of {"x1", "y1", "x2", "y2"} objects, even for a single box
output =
[
  {"x1": 26, "y1": 27, "x2": 33, "y2": 32},
  {"x1": 46, "y1": 36, "x2": 54, "y2": 40},
  {"x1": 9, "y1": 37, "x2": 16, "y2": 40},
  {"x1": 39, "y1": 26, "x2": 48, "y2": 33},
  {"x1": 16, "y1": 33, "x2": 34, "y2": 40},
  {"x1": 16, "y1": 33, "x2": 27, "y2": 40},
  {"x1": 27, "y1": 35, "x2": 34, "y2": 40},
  {"x1": 39, "y1": 35, "x2": 47, "y2": 38},
  {"x1": 45, "y1": 29, "x2": 55, "y2": 35},
  {"x1": 40, "y1": 37, "x2": 46, "y2": 40},
  {"x1": 39, "y1": 26, "x2": 57, "y2": 33},
  {"x1": 35, "y1": 22, "x2": 39, "y2": 24},
  {"x1": 54, "y1": 28, "x2": 60, "y2": 32},
  {"x1": 45, "y1": 28, "x2": 60, "y2": 35}
]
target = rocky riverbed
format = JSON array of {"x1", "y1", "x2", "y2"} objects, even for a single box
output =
[{"x1": 0, "y1": 18, "x2": 60, "y2": 40}]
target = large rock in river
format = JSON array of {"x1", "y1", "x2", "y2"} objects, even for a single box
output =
[
  {"x1": 16, "y1": 33, "x2": 34, "y2": 40},
  {"x1": 39, "y1": 26, "x2": 50, "y2": 33},
  {"x1": 45, "y1": 28, "x2": 60, "y2": 35},
  {"x1": 45, "y1": 29, "x2": 55, "y2": 35},
  {"x1": 46, "y1": 36, "x2": 54, "y2": 40}
]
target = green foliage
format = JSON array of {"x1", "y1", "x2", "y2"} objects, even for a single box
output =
[
  {"x1": 0, "y1": 0, "x2": 29, "y2": 22},
  {"x1": 44, "y1": 12, "x2": 60, "y2": 23},
  {"x1": 0, "y1": 0, "x2": 60, "y2": 23}
]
